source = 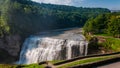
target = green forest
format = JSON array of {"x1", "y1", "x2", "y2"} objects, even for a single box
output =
[
  {"x1": 84, "y1": 12, "x2": 120, "y2": 37},
  {"x1": 0, "y1": 0, "x2": 110, "y2": 38}
]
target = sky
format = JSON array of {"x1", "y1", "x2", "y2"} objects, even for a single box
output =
[{"x1": 32, "y1": 0, "x2": 120, "y2": 10}]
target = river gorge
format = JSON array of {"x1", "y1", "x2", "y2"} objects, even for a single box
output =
[{"x1": 18, "y1": 28, "x2": 88, "y2": 64}]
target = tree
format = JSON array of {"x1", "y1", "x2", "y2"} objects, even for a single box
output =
[
  {"x1": 107, "y1": 16, "x2": 120, "y2": 37},
  {"x1": 84, "y1": 18, "x2": 96, "y2": 34},
  {"x1": 0, "y1": 17, "x2": 10, "y2": 37}
]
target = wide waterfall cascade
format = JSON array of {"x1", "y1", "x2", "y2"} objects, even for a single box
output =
[{"x1": 18, "y1": 28, "x2": 88, "y2": 64}]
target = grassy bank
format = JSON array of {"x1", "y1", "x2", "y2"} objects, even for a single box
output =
[
  {"x1": 57, "y1": 54, "x2": 120, "y2": 68},
  {"x1": 95, "y1": 34, "x2": 120, "y2": 52},
  {"x1": 0, "y1": 64, "x2": 44, "y2": 68},
  {"x1": 85, "y1": 33, "x2": 120, "y2": 54},
  {"x1": 100, "y1": 37, "x2": 120, "y2": 52}
]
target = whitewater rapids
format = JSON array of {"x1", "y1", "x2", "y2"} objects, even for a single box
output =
[{"x1": 18, "y1": 28, "x2": 88, "y2": 64}]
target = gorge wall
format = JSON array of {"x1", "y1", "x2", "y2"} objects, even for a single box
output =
[{"x1": 0, "y1": 35, "x2": 21, "y2": 63}]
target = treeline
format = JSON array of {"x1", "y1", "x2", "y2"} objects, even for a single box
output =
[
  {"x1": 0, "y1": 0, "x2": 110, "y2": 37},
  {"x1": 84, "y1": 12, "x2": 120, "y2": 37}
]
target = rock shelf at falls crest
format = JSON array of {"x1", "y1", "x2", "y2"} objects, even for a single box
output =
[{"x1": 18, "y1": 28, "x2": 88, "y2": 64}]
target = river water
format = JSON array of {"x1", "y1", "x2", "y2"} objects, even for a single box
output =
[{"x1": 18, "y1": 28, "x2": 88, "y2": 64}]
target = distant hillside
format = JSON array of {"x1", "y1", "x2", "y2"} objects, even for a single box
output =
[{"x1": 0, "y1": 0, "x2": 110, "y2": 37}]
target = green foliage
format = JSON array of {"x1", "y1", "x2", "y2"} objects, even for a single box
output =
[
  {"x1": 0, "y1": 16, "x2": 10, "y2": 37},
  {"x1": 0, "y1": 0, "x2": 110, "y2": 37},
  {"x1": 107, "y1": 16, "x2": 120, "y2": 37},
  {"x1": 84, "y1": 14, "x2": 109, "y2": 33},
  {"x1": 84, "y1": 12, "x2": 120, "y2": 52},
  {"x1": 19, "y1": 64, "x2": 44, "y2": 68},
  {"x1": 84, "y1": 17, "x2": 97, "y2": 33},
  {"x1": 0, "y1": 64, "x2": 44, "y2": 68},
  {"x1": 101, "y1": 38, "x2": 120, "y2": 51},
  {"x1": 84, "y1": 12, "x2": 120, "y2": 37},
  {"x1": 49, "y1": 60, "x2": 64, "y2": 64}
]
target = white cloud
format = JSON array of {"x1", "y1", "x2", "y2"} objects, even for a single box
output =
[{"x1": 32, "y1": 0, "x2": 84, "y2": 6}]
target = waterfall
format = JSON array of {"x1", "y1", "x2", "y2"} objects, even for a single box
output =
[{"x1": 18, "y1": 36, "x2": 88, "y2": 64}]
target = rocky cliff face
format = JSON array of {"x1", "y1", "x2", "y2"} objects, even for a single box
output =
[{"x1": 0, "y1": 35, "x2": 21, "y2": 57}]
